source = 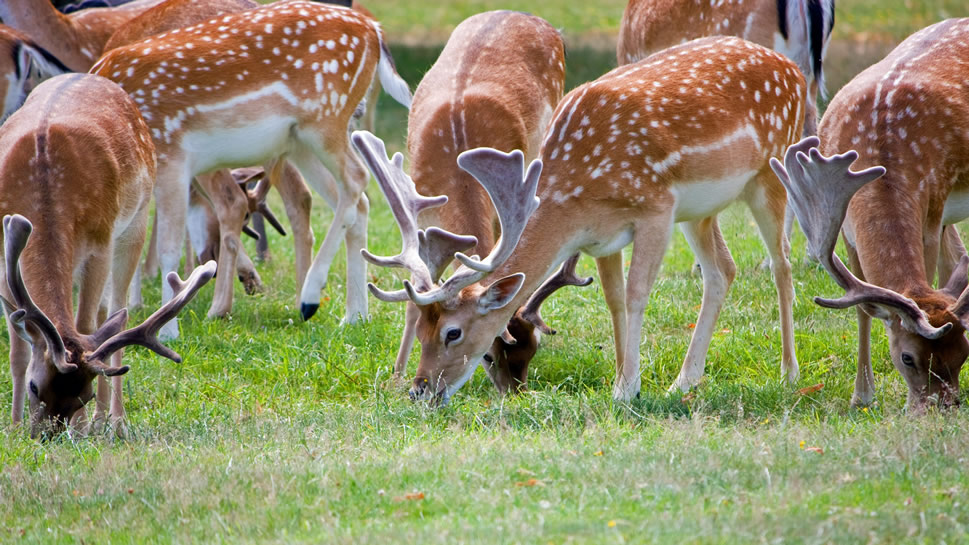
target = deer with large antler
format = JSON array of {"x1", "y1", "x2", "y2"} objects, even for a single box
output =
[
  {"x1": 618, "y1": 0, "x2": 833, "y2": 137},
  {"x1": 0, "y1": 73, "x2": 214, "y2": 438},
  {"x1": 91, "y1": 0, "x2": 412, "y2": 339},
  {"x1": 361, "y1": 10, "x2": 584, "y2": 394},
  {"x1": 358, "y1": 35, "x2": 806, "y2": 403},
  {"x1": 0, "y1": 24, "x2": 70, "y2": 123},
  {"x1": 771, "y1": 18, "x2": 969, "y2": 413},
  {"x1": 0, "y1": 0, "x2": 165, "y2": 72}
]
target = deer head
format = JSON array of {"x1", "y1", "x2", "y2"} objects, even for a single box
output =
[
  {"x1": 2, "y1": 215, "x2": 216, "y2": 436},
  {"x1": 771, "y1": 138, "x2": 969, "y2": 412}
]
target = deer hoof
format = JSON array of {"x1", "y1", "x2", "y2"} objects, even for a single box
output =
[{"x1": 300, "y1": 302, "x2": 319, "y2": 321}]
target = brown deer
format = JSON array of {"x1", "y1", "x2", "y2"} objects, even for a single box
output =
[
  {"x1": 0, "y1": 24, "x2": 70, "y2": 123},
  {"x1": 618, "y1": 0, "x2": 833, "y2": 136},
  {"x1": 770, "y1": 18, "x2": 969, "y2": 413},
  {"x1": 0, "y1": 0, "x2": 165, "y2": 71},
  {"x1": 91, "y1": 0, "x2": 412, "y2": 339},
  {"x1": 358, "y1": 36, "x2": 806, "y2": 404},
  {"x1": 362, "y1": 10, "x2": 573, "y2": 394},
  {"x1": 0, "y1": 73, "x2": 214, "y2": 438}
]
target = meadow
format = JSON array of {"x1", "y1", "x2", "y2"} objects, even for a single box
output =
[{"x1": 4, "y1": 0, "x2": 969, "y2": 543}]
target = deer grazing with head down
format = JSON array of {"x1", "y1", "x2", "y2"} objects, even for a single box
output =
[
  {"x1": 771, "y1": 18, "x2": 969, "y2": 413},
  {"x1": 0, "y1": 73, "x2": 214, "y2": 438},
  {"x1": 618, "y1": 0, "x2": 833, "y2": 137},
  {"x1": 0, "y1": 24, "x2": 70, "y2": 123},
  {"x1": 359, "y1": 10, "x2": 581, "y2": 394},
  {"x1": 91, "y1": 0, "x2": 412, "y2": 339},
  {"x1": 358, "y1": 35, "x2": 806, "y2": 404},
  {"x1": 0, "y1": 0, "x2": 165, "y2": 72}
]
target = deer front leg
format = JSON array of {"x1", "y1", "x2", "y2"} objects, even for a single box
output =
[
  {"x1": 4, "y1": 297, "x2": 30, "y2": 424},
  {"x1": 75, "y1": 248, "x2": 112, "y2": 427},
  {"x1": 595, "y1": 252, "x2": 627, "y2": 379},
  {"x1": 673, "y1": 217, "x2": 737, "y2": 392},
  {"x1": 344, "y1": 192, "x2": 369, "y2": 323},
  {"x1": 617, "y1": 213, "x2": 674, "y2": 401},
  {"x1": 196, "y1": 169, "x2": 249, "y2": 320},
  {"x1": 846, "y1": 243, "x2": 875, "y2": 407},
  {"x1": 394, "y1": 302, "x2": 420, "y2": 380}
]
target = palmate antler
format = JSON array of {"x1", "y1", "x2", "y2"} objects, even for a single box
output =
[
  {"x1": 770, "y1": 137, "x2": 952, "y2": 339},
  {"x1": 521, "y1": 253, "x2": 593, "y2": 335},
  {"x1": 351, "y1": 130, "x2": 542, "y2": 306}
]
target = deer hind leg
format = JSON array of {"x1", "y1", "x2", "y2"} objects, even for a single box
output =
[
  {"x1": 846, "y1": 243, "x2": 875, "y2": 407},
  {"x1": 672, "y1": 217, "x2": 737, "y2": 392},
  {"x1": 342, "y1": 154, "x2": 370, "y2": 324},
  {"x1": 143, "y1": 212, "x2": 159, "y2": 279},
  {"x1": 274, "y1": 160, "x2": 314, "y2": 291},
  {"x1": 195, "y1": 169, "x2": 249, "y2": 320},
  {"x1": 75, "y1": 243, "x2": 113, "y2": 428},
  {"x1": 595, "y1": 252, "x2": 627, "y2": 379},
  {"x1": 155, "y1": 161, "x2": 191, "y2": 341},
  {"x1": 394, "y1": 302, "x2": 420, "y2": 380},
  {"x1": 937, "y1": 224, "x2": 967, "y2": 288},
  {"x1": 1, "y1": 278, "x2": 30, "y2": 424},
  {"x1": 747, "y1": 174, "x2": 799, "y2": 384},
  {"x1": 615, "y1": 211, "x2": 675, "y2": 402}
]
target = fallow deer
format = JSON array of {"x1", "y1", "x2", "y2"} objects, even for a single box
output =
[
  {"x1": 91, "y1": 0, "x2": 413, "y2": 339},
  {"x1": 358, "y1": 36, "x2": 807, "y2": 404},
  {"x1": 0, "y1": 73, "x2": 214, "y2": 437},
  {"x1": 0, "y1": 24, "x2": 70, "y2": 123},
  {"x1": 0, "y1": 0, "x2": 165, "y2": 72},
  {"x1": 770, "y1": 18, "x2": 969, "y2": 413},
  {"x1": 360, "y1": 10, "x2": 576, "y2": 393}
]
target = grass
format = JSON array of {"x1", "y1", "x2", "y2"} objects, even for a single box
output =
[{"x1": 5, "y1": 0, "x2": 969, "y2": 543}]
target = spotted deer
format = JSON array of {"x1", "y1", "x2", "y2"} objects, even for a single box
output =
[
  {"x1": 0, "y1": 0, "x2": 165, "y2": 72},
  {"x1": 0, "y1": 73, "x2": 215, "y2": 438},
  {"x1": 91, "y1": 0, "x2": 413, "y2": 339},
  {"x1": 359, "y1": 10, "x2": 573, "y2": 394},
  {"x1": 618, "y1": 0, "x2": 833, "y2": 136},
  {"x1": 0, "y1": 24, "x2": 70, "y2": 123},
  {"x1": 358, "y1": 36, "x2": 806, "y2": 404},
  {"x1": 771, "y1": 18, "x2": 969, "y2": 413}
]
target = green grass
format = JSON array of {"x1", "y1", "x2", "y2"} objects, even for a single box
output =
[{"x1": 5, "y1": 0, "x2": 969, "y2": 543}]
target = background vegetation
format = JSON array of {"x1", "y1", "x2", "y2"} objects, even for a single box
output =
[{"x1": 3, "y1": 0, "x2": 969, "y2": 543}]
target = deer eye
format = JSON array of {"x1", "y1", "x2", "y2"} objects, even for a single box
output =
[
  {"x1": 444, "y1": 327, "x2": 462, "y2": 346},
  {"x1": 28, "y1": 381, "x2": 38, "y2": 397},
  {"x1": 901, "y1": 353, "x2": 916, "y2": 368}
]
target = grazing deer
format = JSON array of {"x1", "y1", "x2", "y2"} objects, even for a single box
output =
[
  {"x1": 0, "y1": 25, "x2": 70, "y2": 123},
  {"x1": 358, "y1": 36, "x2": 806, "y2": 403},
  {"x1": 360, "y1": 10, "x2": 573, "y2": 393},
  {"x1": 91, "y1": 0, "x2": 412, "y2": 339},
  {"x1": 0, "y1": 73, "x2": 214, "y2": 437},
  {"x1": 618, "y1": 0, "x2": 833, "y2": 136},
  {"x1": 0, "y1": 0, "x2": 165, "y2": 71},
  {"x1": 770, "y1": 18, "x2": 969, "y2": 413}
]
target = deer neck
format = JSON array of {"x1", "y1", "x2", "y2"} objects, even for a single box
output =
[
  {"x1": 0, "y1": 0, "x2": 88, "y2": 71},
  {"x1": 20, "y1": 228, "x2": 79, "y2": 340}
]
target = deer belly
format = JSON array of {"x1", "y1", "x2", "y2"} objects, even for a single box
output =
[
  {"x1": 671, "y1": 170, "x2": 756, "y2": 222},
  {"x1": 942, "y1": 186, "x2": 969, "y2": 225},
  {"x1": 180, "y1": 116, "x2": 296, "y2": 172}
]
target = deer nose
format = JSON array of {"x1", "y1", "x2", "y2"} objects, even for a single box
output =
[{"x1": 410, "y1": 376, "x2": 430, "y2": 401}]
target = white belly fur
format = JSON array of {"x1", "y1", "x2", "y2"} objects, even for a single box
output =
[
  {"x1": 943, "y1": 185, "x2": 969, "y2": 225},
  {"x1": 671, "y1": 170, "x2": 757, "y2": 223}
]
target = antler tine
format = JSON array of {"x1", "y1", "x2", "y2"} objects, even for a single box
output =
[
  {"x1": 521, "y1": 253, "x2": 593, "y2": 335},
  {"x1": 86, "y1": 260, "x2": 217, "y2": 363},
  {"x1": 771, "y1": 139, "x2": 950, "y2": 339},
  {"x1": 351, "y1": 130, "x2": 477, "y2": 296},
  {"x1": 454, "y1": 148, "x2": 542, "y2": 273},
  {"x1": 235, "y1": 167, "x2": 287, "y2": 238},
  {"x1": 2, "y1": 215, "x2": 75, "y2": 373}
]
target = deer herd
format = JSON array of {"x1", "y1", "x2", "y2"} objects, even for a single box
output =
[{"x1": 0, "y1": 0, "x2": 965, "y2": 437}]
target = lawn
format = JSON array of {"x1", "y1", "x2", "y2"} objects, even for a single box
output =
[{"x1": 4, "y1": 1, "x2": 969, "y2": 543}]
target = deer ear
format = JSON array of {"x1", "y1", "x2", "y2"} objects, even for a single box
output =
[{"x1": 478, "y1": 273, "x2": 525, "y2": 313}]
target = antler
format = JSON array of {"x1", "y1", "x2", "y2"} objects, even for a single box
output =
[
  {"x1": 232, "y1": 167, "x2": 287, "y2": 239},
  {"x1": 397, "y1": 147, "x2": 543, "y2": 306},
  {"x1": 521, "y1": 253, "x2": 593, "y2": 335},
  {"x1": 85, "y1": 260, "x2": 217, "y2": 363},
  {"x1": 770, "y1": 137, "x2": 952, "y2": 339},
  {"x1": 350, "y1": 130, "x2": 477, "y2": 302},
  {"x1": 2, "y1": 215, "x2": 75, "y2": 373}
]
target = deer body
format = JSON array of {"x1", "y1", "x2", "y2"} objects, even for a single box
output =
[
  {"x1": 0, "y1": 0, "x2": 166, "y2": 71},
  {"x1": 0, "y1": 73, "x2": 214, "y2": 437},
  {"x1": 774, "y1": 18, "x2": 969, "y2": 411},
  {"x1": 0, "y1": 25, "x2": 70, "y2": 123},
  {"x1": 618, "y1": 0, "x2": 833, "y2": 135},
  {"x1": 361, "y1": 36, "x2": 806, "y2": 403},
  {"x1": 92, "y1": 0, "x2": 412, "y2": 338},
  {"x1": 386, "y1": 10, "x2": 564, "y2": 391}
]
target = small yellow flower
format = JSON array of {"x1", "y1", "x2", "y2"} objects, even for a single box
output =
[
  {"x1": 594, "y1": 450, "x2": 604, "y2": 457},
  {"x1": 799, "y1": 440, "x2": 806, "y2": 449},
  {"x1": 862, "y1": 407, "x2": 869, "y2": 413},
  {"x1": 763, "y1": 418, "x2": 769, "y2": 425},
  {"x1": 608, "y1": 520, "x2": 617, "y2": 528}
]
